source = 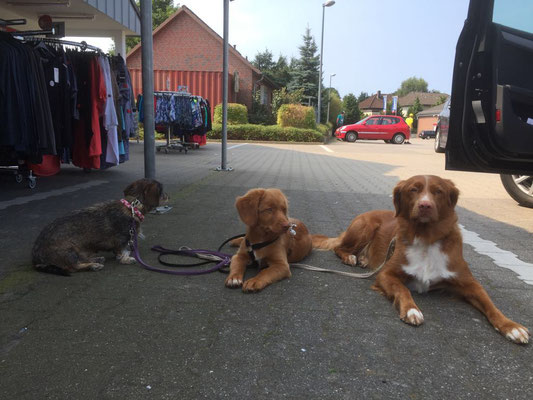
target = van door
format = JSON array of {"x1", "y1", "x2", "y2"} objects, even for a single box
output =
[{"x1": 446, "y1": 0, "x2": 533, "y2": 174}]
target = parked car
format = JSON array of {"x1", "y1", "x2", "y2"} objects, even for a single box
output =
[
  {"x1": 445, "y1": 0, "x2": 533, "y2": 208},
  {"x1": 419, "y1": 130, "x2": 436, "y2": 139},
  {"x1": 335, "y1": 115, "x2": 410, "y2": 144},
  {"x1": 434, "y1": 97, "x2": 450, "y2": 153}
]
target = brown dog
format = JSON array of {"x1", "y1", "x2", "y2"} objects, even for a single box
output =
[
  {"x1": 313, "y1": 175, "x2": 529, "y2": 344},
  {"x1": 225, "y1": 188, "x2": 312, "y2": 292},
  {"x1": 32, "y1": 179, "x2": 167, "y2": 275}
]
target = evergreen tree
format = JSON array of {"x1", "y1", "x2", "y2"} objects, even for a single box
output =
[
  {"x1": 342, "y1": 93, "x2": 362, "y2": 124},
  {"x1": 252, "y1": 49, "x2": 275, "y2": 71},
  {"x1": 357, "y1": 92, "x2": 369, "y2": 103},
  {"x1": 288, "y1": 27, "x2": 319, "y2": 103},
  {"x1": 126, "y1": 0, "x2": 179, "y2": 52}
]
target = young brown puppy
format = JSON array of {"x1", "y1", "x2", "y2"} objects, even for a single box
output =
[
  {"x1": 313, "y1": 175, "x2": 529, "y2": 344},
  {"x1": 32, "y1": 179, "x2": 167, "y2": 275},
  {"x1": 225, "y1": 188, "x2": 312, "y2": 292}
]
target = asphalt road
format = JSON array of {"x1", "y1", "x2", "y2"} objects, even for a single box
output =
[{"x1": 1, "y1": 138, "x2": 532, "y2": 399}]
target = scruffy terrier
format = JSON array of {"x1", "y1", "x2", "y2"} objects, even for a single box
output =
[{"x1": 32, "y1": 179, "x2": 167, "y2": 275}]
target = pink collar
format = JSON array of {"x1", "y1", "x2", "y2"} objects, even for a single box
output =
[{"x1": 120, "y1": 199, "x2": 144, "y2": 222}]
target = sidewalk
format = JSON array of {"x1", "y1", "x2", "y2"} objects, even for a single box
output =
[{"x1": 1, "y1": 141, "x2": 532, "y2": 399}]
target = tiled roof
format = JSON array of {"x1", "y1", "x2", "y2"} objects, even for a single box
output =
[
  {"x1": 359, "y1": 93, "x2": 392, "y2": 110},
  {"x1": 417, "y1": 102, "x2": 448, "y2": 117},
  {"x1": 398, "y1": 92, "x2": 449, "y2": 107}
]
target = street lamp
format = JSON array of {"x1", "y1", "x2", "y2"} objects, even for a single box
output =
[
  {"x1": 317, "y1": 0, "x2": 335, "y2": 124},
  {"x1": 326, "y1": 73, "x2": 336, "y2": 124}
]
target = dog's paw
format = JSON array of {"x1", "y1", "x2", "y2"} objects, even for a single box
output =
[
  {"x1": 119, "y1": 256, "x2": 136, "y2": 265},
  {"x1": 242, "y1": 277, "x2": 267, "y2": 293},
  {"x1": 500, "y1": 323, "x2": 529, "y2": 344},
  {"x1": 90, "y1": 263, "x2": 105, "y2": 271},
  {"x1": 91, "y1": 257, "x2": 106, "y2": 264},
  {"x1": 402, "y1": 308, "x2": 424, "y2": 326},
  {"x1": 225, "y1": 276, "x2": 243, "y2": 288},
  {"x1": 342, "y1": 255, "x2": 358, "y2": 267}
]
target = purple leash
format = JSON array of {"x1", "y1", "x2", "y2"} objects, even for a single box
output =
[{"x1": 129, "y1": 221, "x2": 238, "y2": 276}]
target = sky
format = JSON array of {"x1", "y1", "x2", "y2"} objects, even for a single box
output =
[{"x1": 73, "y1": 0, "x2": 470, "y2": 98}]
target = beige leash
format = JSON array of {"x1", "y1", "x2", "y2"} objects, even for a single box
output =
[{"x1": 291, "y1": 237, "x2": 396, "y2": 279}]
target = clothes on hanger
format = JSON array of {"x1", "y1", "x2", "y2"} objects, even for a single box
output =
[{"x1": 0, "y1": 34, "x2": 136, "y2": 174}]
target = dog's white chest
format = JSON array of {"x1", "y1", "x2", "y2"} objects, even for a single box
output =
[{"x1": 402, "y1": 238, "x2": 455, "y2": 293}]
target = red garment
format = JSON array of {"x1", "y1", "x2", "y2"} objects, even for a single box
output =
[
  {"x1": 73, "y1": 57, "x2": 106, "y2": 169},
  {"x1": 191, "y1": 135, "x2": 207, "y2": 146}
]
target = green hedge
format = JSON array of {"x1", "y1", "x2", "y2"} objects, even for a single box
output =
[
  {"x1": 213, "y1": 103, "x2": 248, "y2": 125},
  {"x1": 207, "y1": 124, "x2": 323, "y2": 142},
  {"x1": 277, "y1": 104, "x2": 316, "y2": 129}
]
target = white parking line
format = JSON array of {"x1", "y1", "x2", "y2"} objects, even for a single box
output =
[
  {"x1": 0, "y1": 180, "x2": 108, "y2": 211},
  {"x1": 320, "y1": 145, "x2": 334, "y2": 153},
  {"x1": 460, "y1": 225, "x2": 533, "y2": 285},
  {"x1": 228, "y1": 143, "x2": 249, "y2": 150}
]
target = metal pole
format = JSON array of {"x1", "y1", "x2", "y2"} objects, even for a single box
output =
[
  {"x1": 317, "y1": 5, "x2": 325, "y2": 124},
  {"x1": 218, "y1": 0, "x2": 230, "y2": 171},
  {"x1": 140, "y1": 0, "x2": 155, "y2": 179}
]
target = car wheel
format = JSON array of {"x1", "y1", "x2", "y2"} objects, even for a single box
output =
[
  {"x1": 434, "y1": 128, "x2": 445, "y2": 153},
  {"x1": 392, "y1": 133, "x2": 405, "y2": 144},
  {"x1": 500, "y1": 174, "x2": 533, "y2": 208},
  {"x1": 346, "y1": 132, "x2": 357, "y2": 143}
]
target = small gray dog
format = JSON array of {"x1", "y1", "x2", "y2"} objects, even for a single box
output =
[{"x1": 32, "y1": 179, "x2": 167, "y2": 275}]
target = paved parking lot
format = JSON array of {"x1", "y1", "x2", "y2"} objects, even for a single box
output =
[{"x1": 1, "y1": 138, "x2": 532, "y2": 399}]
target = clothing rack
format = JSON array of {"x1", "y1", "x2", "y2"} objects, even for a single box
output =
[
  {"x1": 10, "y1": 29, "x2": 56, "y2": 37},
  {"x1": 14, "y1": 35, "x2": 101, "y2": 52},
  {"x1": 154, "y1": 90, "x2": 200, "y2": 154}
]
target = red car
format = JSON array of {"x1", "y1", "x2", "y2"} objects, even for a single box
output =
[{"x1": 335, "y1": 115, "x2": 411, "y2": 144}]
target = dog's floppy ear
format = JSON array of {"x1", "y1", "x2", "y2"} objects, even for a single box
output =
[
  {"x1": 124, "y1": 179, "x2": 164, "y2": 212},
  {"x1": 124, "y1": 179, "x2": 144, "y2": 199},
  {"x1": 235, "y1": 189, "x2": 265, "y2": 226},
  {"x1": 444, "y1": 179, "x2": 459, "y2": 208},
  {"x1": 393, "y1": 180, "x2": 406, "y2": 217}
]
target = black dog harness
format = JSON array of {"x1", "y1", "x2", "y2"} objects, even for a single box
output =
[{"x1": 245, "y1": 236, "x2": 279, "y2": 267}]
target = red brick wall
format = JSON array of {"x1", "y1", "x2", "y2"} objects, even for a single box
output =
[{"x1": 127, "y1": 11, "x2": 255, "y2": 111}]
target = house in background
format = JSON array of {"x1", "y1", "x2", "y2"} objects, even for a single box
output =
[
  {"x1": 359, "y1": 90, "x2": 449, "y2": 118},
  {"x1": 416, "y1": 101, "x2": 448, "y2": 135},
  {"x1": 126, "y1": 5, "x2": 276, "y2": 116},
  {"x1": 397, "y1": 92, "x2": 448, "y2": 117},
  {"x1": 359, "y1": 91, "x2": 391, "y2": 116}
]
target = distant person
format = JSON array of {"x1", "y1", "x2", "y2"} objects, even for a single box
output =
[
  {"x1": 335, "y1": 111, "x2": 345, "y2": 136},
  {"x1": 404, "y1": 113, "x2": 414, "y2": 144}
]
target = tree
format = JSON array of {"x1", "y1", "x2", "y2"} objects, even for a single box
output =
[
  {"x1": 270, "y1": 55, "x2": 293, "y2": 88},
  {"x1": 126, "y1": 0, "x2": 179, "y2": 52},
  {"x1": 252, "y1": 49, "x2": 275, "y2": 72},
  {"x1": 395, "y1": 77, "x2": 429, "y2": 97},
  {"x1": 327, "y1": 92, "x2": 342, "y2": 125},
  {"x1": 433, "y1": 95, "x2": 448, "y2": 106},
  {"x1": 252, "y1": 52, "x2": 294, "y2": 88},
  {"x1": 357, "y1": 92, "x2": 369, "y2": 103},
  {"x1": 406, "y1": 97, "x2": 423, "y2": 132},
  {"x1": 288, "y1": 27, "x2": 319, "y2": 103},
  {"x1": 342, "y1": 93, "x2": 362, "y2": 124}
]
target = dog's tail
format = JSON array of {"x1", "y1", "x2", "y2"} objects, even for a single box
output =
[
  {"x1": 33, "y1": 264, "x2": 71, "y2": 276},
  {"x1": 311, "y1": 234, "x2": 343, "y2": 250}
]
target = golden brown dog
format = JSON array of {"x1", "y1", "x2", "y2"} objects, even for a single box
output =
[
  {"x1": 32, "y1": 179, "x2": 167, "y2": 275},
  {"x1": 225, "y1": 188, "x2": 313, "y2": 292},
  {"x1": 313, "y1": 175, "x2": 529, "y2": 344}
]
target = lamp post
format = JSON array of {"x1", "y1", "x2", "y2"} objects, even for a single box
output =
[
  {"x1": 317, "y1": 0, "x2": 335, "y2": 124},
  {"x1": 218, "y1": 0, "x2": 235, "y2": 171},
  {"x1": 326, "y1": 73, "x2": 336, "y2": 124}
]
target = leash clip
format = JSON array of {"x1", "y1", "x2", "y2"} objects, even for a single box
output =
[{"x1": 289, "y1": 223, "x2": 297, "y2": 236}]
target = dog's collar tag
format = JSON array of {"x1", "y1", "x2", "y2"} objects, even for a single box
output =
[{"x1": 121, "y1": 199, "x2": 145, "y2": 222}]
